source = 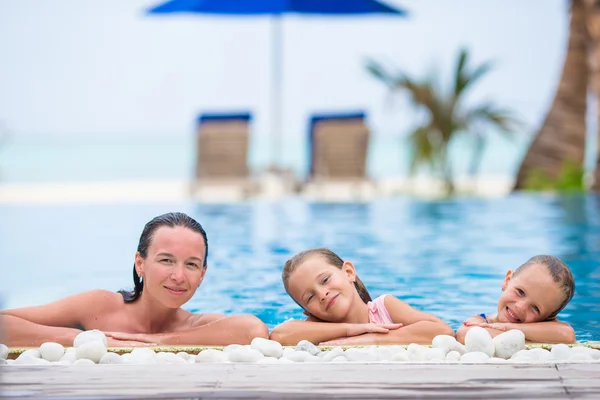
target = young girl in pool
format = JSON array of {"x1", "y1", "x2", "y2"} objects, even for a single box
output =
[
  {"x1": 0, "y1": 212, "x2": 268, "y2": 347},
  {"x1": 456, "y1": 255, "x2": 576, "y2": 344},
  {"x1": 270, "y1": 248, "x2": 454, "y2": 345}
]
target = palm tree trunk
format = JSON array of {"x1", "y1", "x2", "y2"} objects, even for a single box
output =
[
  {"x1": 586, "y1": 0, "x2": 600, "y2": 190},
  {"x1": 513, "y1": 0, "x2": 589, "y2": 190}
]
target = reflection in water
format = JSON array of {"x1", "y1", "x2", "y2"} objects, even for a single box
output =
[{"x1": 0, "y1": 195, "x2": 599, "y2": 341}]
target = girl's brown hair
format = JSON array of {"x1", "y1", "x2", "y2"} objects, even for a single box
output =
[
  {"x1": 514, "y1": 255, "x2": 575, "y2": 319},
  {"x1": 282, "y1": 248, "x2": 372, "y2": 305}
]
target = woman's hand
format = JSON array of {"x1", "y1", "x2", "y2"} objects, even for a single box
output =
[
  {"x1": 345, "y1": 323, "x2": 402, "y2": 337},
  {"x1": 104, "y1": 332, "x2": 159, "y2": 347}
]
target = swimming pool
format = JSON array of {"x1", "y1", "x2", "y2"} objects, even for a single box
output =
[{"x1": 1, "y1": 194, "x2": 598, "y2": 341}]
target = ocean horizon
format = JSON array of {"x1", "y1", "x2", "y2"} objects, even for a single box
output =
[{"x1": 0, "y1": 131, "x2": 538, "y2": 184}]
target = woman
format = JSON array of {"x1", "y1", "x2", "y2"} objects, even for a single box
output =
[{"x1": 1, "y1": 212, "x2": 268, "y2": 347}]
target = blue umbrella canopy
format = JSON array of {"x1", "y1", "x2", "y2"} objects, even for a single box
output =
[
  {"x1": 148, "y1": 0, "x2": 405, "y2": 15},
  {"x1": 147, "y1": 0, "x2": 407, "y2": 168}
]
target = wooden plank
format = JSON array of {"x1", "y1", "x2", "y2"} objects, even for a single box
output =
[{"x1": 3, "y1": 364, "x2": 598, "y2": 399}]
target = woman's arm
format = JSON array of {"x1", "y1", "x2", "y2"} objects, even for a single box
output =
[
  {"x1": 321, "y1": 297, "x2": 454, "y2": 346},
  {"x1": 1, "y1": 314, "x2": 83, "y2": 347},
  {"x1": 0, "y1": 290, "x2": 115, "y2": 346},
  {"x1": 105, "y1": 315, "x2": 269, "y2": 346},
  {"x1": 457, "y1": 320, "x2": 575, "y2": 344}
]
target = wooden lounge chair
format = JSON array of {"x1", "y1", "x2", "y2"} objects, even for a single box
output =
[
  {"x1": 303, "y1": 111, "x2": 374, "y2": 200},
  {"x1": 191, "y1": 112, "x2": 255, "y2": 200}
]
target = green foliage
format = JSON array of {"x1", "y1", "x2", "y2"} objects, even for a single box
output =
[
  {"x1": 523, "y1": 162, "x2": 586, "y2": 192},
  {"x1": 366, "y1": 48, "x2": 521, "y2": 195}
]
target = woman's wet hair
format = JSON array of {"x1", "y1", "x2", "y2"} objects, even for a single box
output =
[
  {"x1": 282, "y1": 248, "x2": 372, "y2": 305},
  {"x1": 118, "y1": 212, "x2": 208, "y2": 303},
  {"x1": 514, "y1": 255, "x2": 575, "y2": 319}
]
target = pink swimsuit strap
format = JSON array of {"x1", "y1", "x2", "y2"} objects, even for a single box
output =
[{"x1": 367, "y1": 294, "x2": 393, "y2": 324}]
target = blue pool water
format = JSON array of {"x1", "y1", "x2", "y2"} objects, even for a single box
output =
[{"x1": 0, "y1": 194, "x2": 599, "y2": 342}]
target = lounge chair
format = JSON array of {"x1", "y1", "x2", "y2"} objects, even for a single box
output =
[
  {"x1": 191, "y1": 112, "x2": 255, "y2": 200},
  {"x1": 303, "y1": 111, "x2": 375, "y2": 200}
]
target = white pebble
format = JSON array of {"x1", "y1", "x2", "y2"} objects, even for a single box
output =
[
  {"x1": 155, "y1": 352, "x2": 171, "y2": 364},
  {"x1": 21, "y1": 349, "x2": 41, "y2": 359},
  {"x1": 75, "y1": 341, "x2": 107, "y2": 363},
  {"x1": 445, "y1": 351, "x2": 461, "y2": 362},
  {"x1": 391, "y1": 351, "x2": 410, "y2": 362},
  {"x1": 128, "y1": 348, "x2": 157, "y2": 365},
  {"x1": 99, "y1": 352, "x2": 123, "y2": 364},
  {"x1": 295, "y1": 340, "x2": 321, "y2": 355},
  {"x1": 73, "y1": 358, "x2": 95, "y2": 366},
  {"x1": 460, "y1": 351, "x2": 490, "y2": 363},
  {"x1": 493, "y1": 330, "x2": 525, "y2": 359},
  {"x1": 222, "y1": 344, "x2": 245, "y2": 354},
  {"x1": 551, "y1": 344, "x2": 570, "y2": 360},
  {"x1": 487, "y1": 357, "x2": 508, "y2": 363},
  {"x1": 60, "y1": 351, "x2": 77, "y2": 364},
  {"x1": 374, "y1": 347, "x2": 395, "y2": 361},
  {"x1": 195, "y1": 349, "x2": 227, "y2": 363},
  {"x1": 431, "y1": 335, "x2": 464, "y2": 355},
  {"x1": 40, "y1": 342, "x2": 65, "y2": 362},
  {"x1": 407, "y1": 344, "x2": 427, "y2": 361},
  {"x1": 568, "y1": 353, "x2": 594, "y2": 362},
  {"x1": 0, "y1": 344, "x2": 8, "y2": 360},
  {"x1": 571, "y1": 347, "x2": 600, "y2": 360},
  {"x1": 464, "y1": 327, "x2": 495, "y2": 357},
  {"x1": 0, "y1": 358, "x2": 6, "y2": 364},
  {"x1": 14, "y1": 355, "x2": 36, "y2": 365},
  {"x1": 165, "y1": 353, "x2": 187, "y2": 364},
  {"x1": 344, "y1": 348, "x2": 377, "y2": 362},
  {"x1": 73, "y1": 330, "x2": 108, "y2": 348},
  {"x1": 424, "y1": 348, "x2": 446, "y2": 361},
  {"x1": 121, "y1": 353, "x2": 132, "y2": 363},
  {"x1": 528, "y1": 348, "x2": 552, "y2": 361},
  {"x1": 251, "y1": 337, "x2": 283, "y2": 358},
  {"x1": 227, "y1": 348, "x2": 264, "y2": 363},
  {"x1": 176, "y1": 351, "x2": 192, "y2": 361},
  {"x1": 321, "y1": 347, "x2": 346, "y2": 362},
  {"x1": 284, "y1": 350, "x2": 314, "y2": 362}
]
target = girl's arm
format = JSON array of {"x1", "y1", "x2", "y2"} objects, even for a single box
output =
[
  {"x1": 0, "y1": 290, "x2": 115, "y2": 346},
  {"x1": 104, "y1": 315, "x2": 269, "y2": 346},
  {"x1": 457, "y1": 319, "x2": 575, "y2": 344},
  {"x1": 269, "y1": 317, "x2": 401, "y2": 345},
  {"x1": 320, "y1": 296, "x2": 453, "y2": 346}
]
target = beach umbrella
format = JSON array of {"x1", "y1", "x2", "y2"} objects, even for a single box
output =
[{"x1": 147, "y1": 0, "x2": 407, "y2": 168}]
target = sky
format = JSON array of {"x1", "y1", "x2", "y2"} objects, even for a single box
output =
[{"x1": 0, "y1": 0, "x2": 578, "y2": 178}]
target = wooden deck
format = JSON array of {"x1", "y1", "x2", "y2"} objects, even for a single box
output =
[{"x1": 1, "y1": 363, "x2": 599, "y2": 399}]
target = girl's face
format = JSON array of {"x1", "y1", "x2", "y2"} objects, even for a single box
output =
[
  {"x1": 135, "y1": 226, "x2": 207, "y2": 309},
  {"x1": 287, "y1": 256, "x2": 360, "y2": 322},
  {"x1": 497, "y1": 263, "x2": 564, "y2": 323}
]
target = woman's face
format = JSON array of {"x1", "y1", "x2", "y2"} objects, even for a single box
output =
[
  {"x1": 136, "y1": 226, "x2": 207, "y2": 308},
  {"x1": 286, "y1": 256, "x2": 359, "y2": 322}
]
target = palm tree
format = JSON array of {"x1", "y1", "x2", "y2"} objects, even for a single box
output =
[
  {"x1": 513, "y1": 0, "x2": 589, "y2": 190},
  {"x1": 367, "y1": 48, "x2": 520, "y2": 195},
  {"x1": 586, "y1": 0, "x2": 600, "y2": 190}
]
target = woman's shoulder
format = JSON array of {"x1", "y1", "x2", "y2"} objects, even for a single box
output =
[{"x1": 73, "y1": 290, "x2": 124, "y2": 311}]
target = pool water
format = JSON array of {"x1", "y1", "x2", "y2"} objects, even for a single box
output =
[{"x1": 1, "y1": 194, "x2": 598, "y2": 341}]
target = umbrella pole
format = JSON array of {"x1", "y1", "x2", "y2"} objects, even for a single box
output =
[{"x1": 270, "y1": 16, "x2": 283, "y2": 171}]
